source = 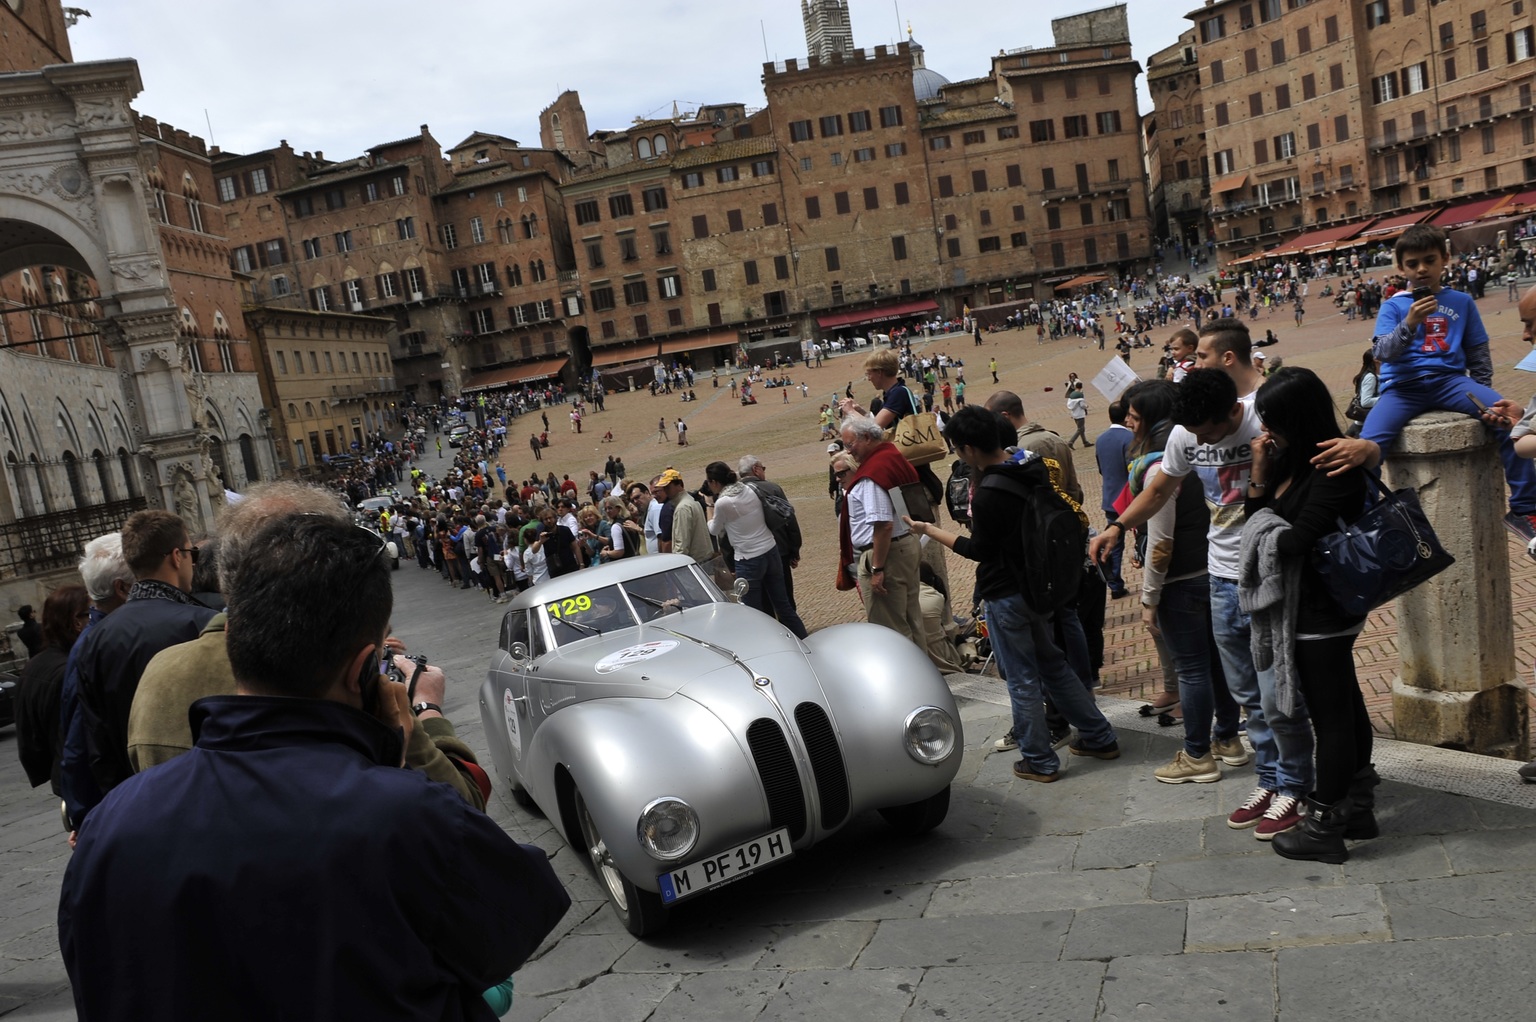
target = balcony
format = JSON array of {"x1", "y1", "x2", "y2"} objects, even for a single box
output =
[
  {"x1": 0, "y1": 497, "x2": 148, "y2": 576},
  {"x1": 1368, "y1": 100, "x2": 1505, "y2": 150}
]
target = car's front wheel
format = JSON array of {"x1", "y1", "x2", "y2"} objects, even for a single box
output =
[
  {"x1": 575, "y1": 788, "x2": 668, "y2": 937},
  {"x1": 878, "y1": 785, "x2": 951, "y2": 836}
]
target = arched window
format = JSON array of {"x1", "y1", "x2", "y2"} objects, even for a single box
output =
[
  {"x1": 183, "y1": 173, "x2": 205, "y2": 232},
  {"x1": 239, "y1": 434, "x2": 260, "y2": 483},
  {"x1": 288, "y1": 403, "x2": 299, "y2": 419},
  {"x1": 28, "y1": 454, "x2": 50, "y2": 513},
  {"x1": 526, "y1": 213, "x2": 538, "y2": 238},
  {"x1": 62, "y1": 451, "x2": 87, "y2": 508},
  {"x1": 92, "y1": 449, "x2": 116, "y2": 502},
  {"x1": 118, "y1": 447, "x2": 140, "y2": 499},
  {"x1": 637, "y1": 137, "x2": 653, "y2": 159},
  {"x1": 8, "y1": 453, "x2": 35, "y2": 517},
  {"x1": 653, "y1": 134, "x2": 669, "y2": 154}
]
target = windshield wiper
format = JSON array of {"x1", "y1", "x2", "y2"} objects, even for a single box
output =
[
  {"x1": 624, "y1": 589, "x2": 669, "y2": 609},
  {"x1": 556, "y1": 617, "x2": 602, "y2": 638}
]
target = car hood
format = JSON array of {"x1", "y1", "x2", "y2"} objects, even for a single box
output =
[{"x1": 533, "y1": 604, "x2": 807, "y2": 700}]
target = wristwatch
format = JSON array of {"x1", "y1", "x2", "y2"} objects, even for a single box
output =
[
  {"x1": 412, "y1": 702, "x2": 442, "y2": 716},
  {"x1": 871, "y1": 565, "x2": 885, "y2": 573}
]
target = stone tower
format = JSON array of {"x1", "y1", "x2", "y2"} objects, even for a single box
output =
[{"x1": 802, "y1": 0, "x2": 853, "y2": 62}]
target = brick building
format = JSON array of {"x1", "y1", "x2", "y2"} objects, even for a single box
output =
[
  {"x1": 537, "y1": 6, "x2": 1156, "y2": 374},
  {"x1": 1144, "y1": 30, "x2": 1210, "y2": 251},
  {"x1": 434, "y1": 132, "x2": 577, "y2": 395},
  {"x1": 241, "y1": 306, "x2": 398, "y2": 471},
  {"x1": 1185, "y1": 0, "x2": 1536, "y2": 261}
]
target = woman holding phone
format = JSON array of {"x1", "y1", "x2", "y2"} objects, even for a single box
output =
[{"x1": 1245, "y1": 366, "x2": 1373, "y2": 863}]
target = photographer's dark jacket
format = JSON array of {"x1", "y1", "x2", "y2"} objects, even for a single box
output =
[{"x1": 60, "y1": 695, "x2": 570, "y2": 1022}]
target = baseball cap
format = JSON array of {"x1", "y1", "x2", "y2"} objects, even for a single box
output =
[
  {"x1": 826, "y1": 442, "x2": 842, "y2": 454},
  {"x1": 656, "y1": 468, "x2": 684, "y2": 486}
]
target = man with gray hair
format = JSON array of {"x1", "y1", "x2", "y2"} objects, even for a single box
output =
[
  {"x1": 127, "y1": 482, "x2": 491, "y2": 809},
  {"x1": 835, "y1": 414, "x2": 924, "y2": 645},
  {"x1": 738, "y1": 454, "x2": 803, "y2": 612},
  {"x1": 58, "y1": 533, "x2": 136, "y2": 834}
]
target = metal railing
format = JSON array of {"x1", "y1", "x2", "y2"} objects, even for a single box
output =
[{"x1": 0, "y1": 498, "x2": 148, "y2": 578}]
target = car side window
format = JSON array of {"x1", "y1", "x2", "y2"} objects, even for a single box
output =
[
  {"x1": 502, "y1": 610, "x2": 530, "y2": 652},
  {"x1": 527, "y1": 612, "x2": 549, "y2": 658}
]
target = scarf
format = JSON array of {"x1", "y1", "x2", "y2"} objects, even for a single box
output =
[{"x1": 835, "y1": 441, "x2": 918, "y2": 592}]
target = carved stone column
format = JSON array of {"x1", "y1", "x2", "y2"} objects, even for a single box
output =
[{"x1": 1389, "y1": 411, "x2": 1529, "y2": 759}]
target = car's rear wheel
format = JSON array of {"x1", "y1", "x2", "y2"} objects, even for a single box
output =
[
  {"x1": 878, "y1": 785, "x2": 951, "y2": 836},
  {"x1": 575, "y1": 788, "x2": 668, "y2": 937}
]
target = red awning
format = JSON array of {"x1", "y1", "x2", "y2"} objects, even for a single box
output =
[
  {"x1": 1431, "y1": 195, "x2": 1516, "y2": 228},
  {"x1": 815, "y1": 298, "x2": 939, "y2": 331},
  {"x1": 590, "y1": 330, "x2": 737, "y2": 367},
  {"x1": 461, "y1": 357, "x2": 568, "y2": 393},
  {"x1": 1492, "y1": 188, "x2": 1536, "y2": 216},
  {"x1": 1053, "y1": 273, "x2": 1110, "y2": 292},
  {"x1": 1350, "y1": 209, "x2": 1439, "y2": 242},
  {"x1": 1266, "y1": 221, "x2": 1368, "y2": 257},
  {"x1": 1209, "y1": 172, "x2": 1249, "y2": 195}
]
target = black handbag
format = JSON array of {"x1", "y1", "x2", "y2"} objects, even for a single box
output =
[{"x1": 1311, "y1": 471, "x2": 1454, "y2": 617}]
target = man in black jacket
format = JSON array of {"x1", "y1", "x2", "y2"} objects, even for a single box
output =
[
  {"x1": 904, "y1": 406, "x2": 1119, "y2": 783},
  {"x1": 60, "y1": 514, "x2": 569, "y2": 1022},
  {"x1": 68, "y1": 510, "x2": 215, "y2": 824}
]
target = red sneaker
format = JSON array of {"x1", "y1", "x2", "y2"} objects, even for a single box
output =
[
  {"x1": 1227, "y1": 787, "x2": 1273, "y2": 830},
  {"x1": 1255, "y1": 793, "x2": 1302, "y2": 840}
]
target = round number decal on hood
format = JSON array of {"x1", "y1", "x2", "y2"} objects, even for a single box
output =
[{"x1": 595, "y1": 640, "x2": 679, "y2": 674}]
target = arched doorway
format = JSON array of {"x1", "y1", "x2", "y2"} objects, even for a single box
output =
[{"x1": 238, "y1": 434, "x2": 259, "y2": 484}]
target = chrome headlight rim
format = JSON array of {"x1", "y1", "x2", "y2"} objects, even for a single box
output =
[
  {"x1": 636, "y1": 795, "x2": 700, "y2": 862},
  {"x1": 903, "y1": 705, "x2": 957, "y2": 765}
]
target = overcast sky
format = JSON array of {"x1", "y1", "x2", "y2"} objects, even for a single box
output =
[{"x1": 70, "y1": 0, "x2": 1200, "y2": 159}]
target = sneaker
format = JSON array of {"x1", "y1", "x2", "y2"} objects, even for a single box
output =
[
  {"x1": 1227, "y1": 787, "x2": 1274, "y2": 829},
  {"x1": 1154, "y1": 750, "x2": 1221, "y2": 784},
  {"x1": 1503, "y1": 511, "x2": 1536, "y2": 542},
  {"x1": 1012, "y1": 761, "x2": 1060, "y2": 783},
  {"x1": 1068, "y1": 738, "x2": 1121, "y2": 760},
  {"x1": 1212, "y1": 736, "x2": 1252, "y2": 767},
  {"x1": 993, "y1": 729, "x2": 1019, "y2": 752},
  {"x1": 1048, "y1": 725, "x2": 1072, "y2": 750},
  {"x1": 1255, "y1": 793, "x2": 1302, "y2": 840}
]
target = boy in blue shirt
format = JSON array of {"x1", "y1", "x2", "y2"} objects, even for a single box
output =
[{"x1": 1315, "y1": 224, "x2": 1536, "y2": 536}]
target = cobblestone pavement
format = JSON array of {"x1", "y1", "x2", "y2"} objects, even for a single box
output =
[
  {"x1": 4, "y1": 275, "x2": 1536, "y2": 1018},
  {"x1": 5, "y1": 552, "x2": 1536, "y2": 1020}
]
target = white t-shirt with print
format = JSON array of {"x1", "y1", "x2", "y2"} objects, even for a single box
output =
[{"x1": 1158, "y1": 393, "x2": 1259, "y2": 580}]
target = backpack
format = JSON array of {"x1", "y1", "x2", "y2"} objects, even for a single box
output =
[
  {"x1": 744, "y1": 479, "x2": 802, "y2": 557},
  {"x1": 945, "y1": 459, "x2": 973, "y2": 525},
  {"x1": 979, "y1": 456, "x2": 1084, "y2": 615}
]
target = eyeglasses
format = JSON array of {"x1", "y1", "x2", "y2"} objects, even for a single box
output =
[
  {"x1": 167, "y1": 545, "x2": 200, "y2": 565},
  {"x1": 834, "y1": 468, "x2": 851, "y2": 479}
]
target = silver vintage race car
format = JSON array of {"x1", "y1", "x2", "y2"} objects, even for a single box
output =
[{"x1": 478, "y1": 553, "x2": 962, "y2": 936}]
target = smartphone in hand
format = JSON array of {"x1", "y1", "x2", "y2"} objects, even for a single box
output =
[{"x1": 1411, "y1": 286, "x2": 1434, "y2": 302}]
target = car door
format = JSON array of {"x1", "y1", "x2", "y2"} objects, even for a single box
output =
[{"x1": 492, "y1": 610, "x2": 543, "y2": 788}]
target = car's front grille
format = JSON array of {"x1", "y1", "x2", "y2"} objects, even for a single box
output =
[
  {"x1": 746, "y1": 718, "x2": 806, "y2": 841},
  {"x1": 794, "y1": 702, "x2": 850, "y2": 829}
]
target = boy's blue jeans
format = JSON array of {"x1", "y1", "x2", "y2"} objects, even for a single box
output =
[{"x1": 1363, "y1": 374, "x2": 1536, "y2": 514}]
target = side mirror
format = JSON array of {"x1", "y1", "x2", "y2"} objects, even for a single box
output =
[
  {"x1": 509, "y1": 642, "x2": 530, "y2": 664},
  {"x1": 731, "y1": 578, "x2": 750, "y2": 602}
]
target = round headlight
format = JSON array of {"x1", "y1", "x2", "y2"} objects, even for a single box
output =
[
  {"x1": 636, "y1": 797, "x2": 700, "y2": 861},
  {"x1": 904, "y1": 706, "x2": 956, "y2": 764}
]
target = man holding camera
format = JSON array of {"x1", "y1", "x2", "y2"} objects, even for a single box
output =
[{"x1": 60, "y1": 514, "x2": 570, "y2": 1021}]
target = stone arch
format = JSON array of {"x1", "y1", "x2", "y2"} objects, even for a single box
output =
[
  {"x1": 0, "y1": 202, "x2": 111, "y2": 284},
  {"x1": 53, "y1": 398, "x2": 83, "y2": 453},
  {"x1": 202, "y1": 398, "x2": 228, "y2": 441}
]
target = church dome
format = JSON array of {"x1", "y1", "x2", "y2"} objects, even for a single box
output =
[{"x1": 907, "y1": 36, "x2": 950, "y2": 101}]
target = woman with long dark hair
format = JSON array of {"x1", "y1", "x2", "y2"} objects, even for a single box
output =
[
  {"x1": 1245, "y1": 366, "x2": 1372, "y2": 863},
  {"x1": 1346, "y1": 348, "x2": 1379, "y2": 438},
  {"x1": 1123, "y1": 381, "x2": 1246, "y2": 785},
  {"x1": 15, "y1": 583, "x2": 90, "y2": 795}
]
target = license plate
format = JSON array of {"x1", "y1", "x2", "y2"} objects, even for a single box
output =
[{"x1": 656, "y1": 828, "x2": 793, "y2": 904}]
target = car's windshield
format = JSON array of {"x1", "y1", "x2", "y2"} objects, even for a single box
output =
[
  {"x1": 542, "y1": 585, "x2": 635, "y2": 645},
  {"x1": 621, "y1": 566, "x2": 716, "y2": 623}
]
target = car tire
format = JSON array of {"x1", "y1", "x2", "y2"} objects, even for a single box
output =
[
  {"x1": 575, "y1": 788, "x2": 668, "y2": 938},
  {"x1": 877, "y1": 785, "x2": 951, "y2": 836}
]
